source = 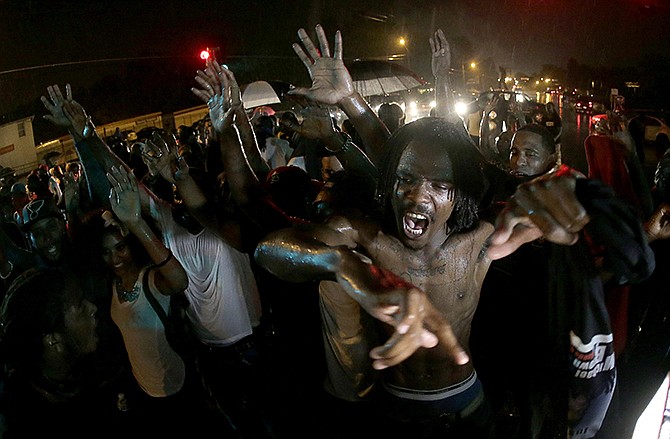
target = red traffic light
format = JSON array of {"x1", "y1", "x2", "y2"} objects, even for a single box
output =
[{"x1": 199, "y1": 49, "x2": 211, "y2": 61}]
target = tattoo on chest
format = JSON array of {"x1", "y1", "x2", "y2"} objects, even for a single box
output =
[{"x1": 406, "y1": 264, "x2": 446, "y2": 278}]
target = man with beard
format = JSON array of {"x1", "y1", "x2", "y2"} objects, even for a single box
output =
[
  {"x1": 253, "y1": 26, "x2": 655, "y2": 439},
  {"x1": 474, "y1": 120, "x2": 655, "y2": 438},
  {"x1": 472, "y1": 122, "x2": 560, "y2": 436},
  {"x1": 254, "y1": 113, "x2": 604, "y2": 438},
  {"x1": 509, "y1": 124, "x2": 557, "y2": 180}
]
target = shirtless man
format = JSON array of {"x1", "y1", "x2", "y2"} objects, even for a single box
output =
[
  {"x1": 253, "y1": 26, "x2": 649, "y2": 437},
  {"x1": 255, "y1": 115, "x2": 593, "y2": 435},
  {"x1": 253, "y1": 29, "x2": 598, "y2": 428}
]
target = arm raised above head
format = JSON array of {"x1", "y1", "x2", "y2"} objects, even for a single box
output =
[
  {"x1": 430, "y1": 29, "x2": 454, "y2": 118},
  {"x1": 288, "y1": 25, "x2": 390, "y2": 165},
  {"x1": 107, "y1": 166, "x2": 188, "y2": 295},
  {"x1": 41, "y1": 84, "x2": 156, "y2": 211}
]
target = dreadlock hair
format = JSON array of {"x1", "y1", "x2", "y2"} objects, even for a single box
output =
[
  {"x1": 375, "y1": 117, "x2": 488, "y2": 235},
  {"x1": 0, "y1": 268, "x2": 68, "y2": 373}
]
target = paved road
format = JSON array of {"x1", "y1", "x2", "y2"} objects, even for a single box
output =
[
  {"x1": 558, "y1": 104, "x2": 660, "y2": 187},
  {"x1": 557, "y1": 104, "x2": 589, "y2": 175}
]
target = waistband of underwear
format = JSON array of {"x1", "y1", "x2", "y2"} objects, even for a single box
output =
[{"x1": 382, "y1": 371, "x2": 477, "y2": 402}]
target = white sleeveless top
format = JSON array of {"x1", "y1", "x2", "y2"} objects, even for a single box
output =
[{"x1": 110, "y1": 267, "x2": 185, "y2": 397}]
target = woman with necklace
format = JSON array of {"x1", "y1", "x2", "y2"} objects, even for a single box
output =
[{"x1": 101, "y1": 166, "x2": 199, "y2": 434}]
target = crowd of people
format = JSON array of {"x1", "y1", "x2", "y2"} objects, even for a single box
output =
[{"x1": 0, "y1": 24, "x2": 668, "y2": 439}]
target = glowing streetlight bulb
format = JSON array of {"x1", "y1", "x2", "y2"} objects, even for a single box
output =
[
  {"x1": 398, "y1": 37, "x2": 406, "y2": 46},
  {"x1": 470, "y1": 62, "x2": 476, "y2": 69}
]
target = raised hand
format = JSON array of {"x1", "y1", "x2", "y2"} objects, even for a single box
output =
[
  {"x1": 487, "y1": 165, "x2": 590, "y2": 259},
  {"x1": 41, "y1": 84, "x2": 91, "y2": 138},
  {"x1": 429, "y1": 29, "x2": 451, "y2": 79},
  {"x1": 289, "y1": 25, "x2": 355, "y2": 105},
  {"x1": 191, "y1": 60, "x2": 242, "y2": 134},
  {"x1": 484, "y1": 95, "x2": 500, "y2": 115},
  {"x1": 288, "y1": 107, "x2": 338, "y2": 141},
  {"x1": 107, "y1": 166, "x2": 142, "y2": 226},
  {"x1": 61, "y1": 170, "x2": 80, "y2": 213},
  {"x1": 142, "y1": 131, "x2": 188, "y2": 183}
]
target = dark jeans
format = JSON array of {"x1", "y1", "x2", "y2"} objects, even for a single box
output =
[{"x1": 197, "y1": 334, "x2": 277, "y2": 439}]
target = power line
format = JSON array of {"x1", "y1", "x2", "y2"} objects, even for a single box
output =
[
  {"x1": 0, "y1": 55, "x2": 303, "y2": 77},
  {"x1": 0, "y1": 56, "x2": 176, "y2": 77}
]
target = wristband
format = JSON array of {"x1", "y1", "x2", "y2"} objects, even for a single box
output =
[
  {"x1": 154, "y1": 251, "x2": 173, "y2": 268},
  {"x1": 82, "y1": 116, "x2": 96, "y2": 138},
  {"x1": 0, "y1": 261, "x2": 13, "y2": 280},
  {"x1": 325, "y1": 132, "x2": 352, "y2": 154}
]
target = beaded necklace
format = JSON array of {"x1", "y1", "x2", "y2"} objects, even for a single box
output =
[{"x1": 116, "y1": 277, "x2": 140, "y2": 303}]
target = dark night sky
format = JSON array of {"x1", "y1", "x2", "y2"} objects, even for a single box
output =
[{"x1": 1, "y1": 0, "x2": 669, "y2": 125}]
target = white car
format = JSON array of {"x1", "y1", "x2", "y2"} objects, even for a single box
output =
[{"x1": 642, "y1": 115, "x2": 669, "y2": 144}]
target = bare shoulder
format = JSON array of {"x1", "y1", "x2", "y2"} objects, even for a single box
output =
[
  {"x1": 448, "y1": 221, "x2": 495, "y2": 249},
  {"x1": 324, "y1": 211, "x2": 383, "y2": 247},
  {"x1": 438, "y1": 221, "x2": 495, "y2": 267}
]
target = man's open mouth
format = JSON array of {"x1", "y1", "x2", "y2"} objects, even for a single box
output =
[
  {"x1": 403, "y1": 211, "x2": 429, "y2": 238},
  {"x1": 45, "y1": 245, "x2": 59, "y2": 258}
]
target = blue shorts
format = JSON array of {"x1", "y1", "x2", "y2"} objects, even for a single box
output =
[
  {"x1": 378, "y1": 372, "x2": 496, "y2": 437},
  {"x1": 382, "y1": 372, "x2": 483, "y2": 422}
]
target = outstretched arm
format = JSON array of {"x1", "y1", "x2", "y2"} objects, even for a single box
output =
[
  {"x1": 107, "y1": 166, "x2": 188, "y2": 295},
  {"x1": 487, "y1": 165, "x2": 590, "y2": 259},
  {"x1": 192, "y1": 61, "x2": 265, "y2": 205},
  {"x1": 254, "y1": 218, "x2": 469, "y2": 368},
  {"x1": 41, "y1": 84, "x2": 120, "y2": 208},
  {"x1": 192, "y1": 61, "x2": 271, "y2": 179},
  {"x1": 40, "y1": 84, "x2": 157, "y2": 211},
  {"x1": 191, "y1": 61, "x2": 293, "y2": 233},
  {"x1": 289, "y1": 25, "x2": 390, "y2": 165},
  {"x1": 142, "y1": 130, "x2": 243, "y2": 250},
  {"x1": 490, "y1": 165, "x2": 655, "y2": 285},
  {"x1": 477, "y1": 96, "x2": 502, "y2": 161}
]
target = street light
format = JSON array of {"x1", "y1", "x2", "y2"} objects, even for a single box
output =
[
  {"x1": 397, "y1": 36, "x2": 411, "y2": 69},
  {"x1": 462, "y1": 61, "x2": 477, "y2": 91}
]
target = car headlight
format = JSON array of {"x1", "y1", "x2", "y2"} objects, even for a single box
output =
[{"x1": 455, "y1": 102, "x2": 469, "y2": 116}]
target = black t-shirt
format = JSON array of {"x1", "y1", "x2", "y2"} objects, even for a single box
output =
[{"x1": 543, "y1": 114, "x2": 562, "y2": 140}]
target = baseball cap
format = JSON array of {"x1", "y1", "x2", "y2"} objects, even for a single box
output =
[
  {"x1": 10, "y1": 183, "x2": 26, "y2": 198},
  {"x1": 20, "y1": 198, "x2": 63, "y2": 231}
]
